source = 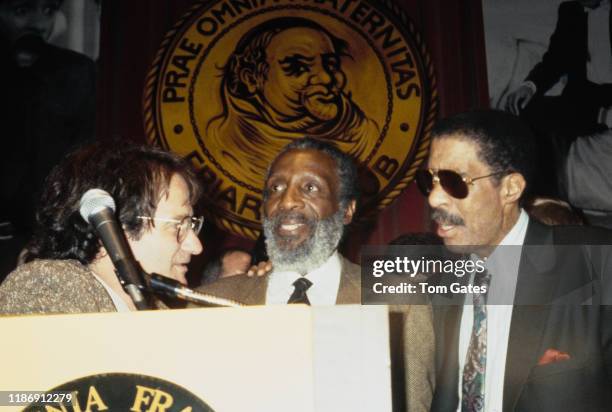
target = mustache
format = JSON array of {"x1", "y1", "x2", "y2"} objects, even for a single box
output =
[
  {"x1": 431, "y1": 208, "x2": 465, "y2": 226},
  {"x1": 263, "y1": 208, "x2": 346, "y2": 273},
  {"x1": 268, "y1": 211, "x2": 315, "y2": 230}
]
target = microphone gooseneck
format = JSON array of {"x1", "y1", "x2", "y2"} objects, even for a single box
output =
[{"x1": 144, "y1": 273, "x2": 244, "y2": 307}]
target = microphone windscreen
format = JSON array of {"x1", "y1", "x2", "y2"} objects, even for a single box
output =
[{"x1": 79, "y1": 189, "x2": 116, "y2": 222}]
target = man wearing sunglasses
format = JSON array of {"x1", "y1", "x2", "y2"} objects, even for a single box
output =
[
  {"x1": 420, "y1": 110, "x2": 612, "y2": 412},
  {"x1": 0, "y1": 143, "x2": 204, "y2": 314}
]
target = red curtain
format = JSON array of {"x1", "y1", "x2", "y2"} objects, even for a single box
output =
[{"x1": 96, "y1": 0, "x2": 489, "y2": 265}]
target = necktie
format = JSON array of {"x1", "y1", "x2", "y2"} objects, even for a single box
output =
[
  {"x1": 462, "y1": 270, "x2": 492, "y2": 412},
  {"x1": 288, "y1": 277, "x2": 312, "y2": 305}
]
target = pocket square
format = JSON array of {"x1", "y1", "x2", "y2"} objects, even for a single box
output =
[{"x1": 537, "y1": 348, "x2": 571, "y2": 366}]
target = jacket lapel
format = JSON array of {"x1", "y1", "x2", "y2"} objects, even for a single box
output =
[
  {"x1": 243, "y1": 276, "x2": 269, "y2": 305},
  {"x1": 430, "y1": 270, "x2": 469, "y2": 411},
  {"x1": 336, "y1": 256, "x2": 361, "y2": 304},
  {"x1": 503, "y1": 220, "x2": 558, "y2": 411},
  {"x1": 431, "y1": 304, "x2": 463, "y2": 411}
]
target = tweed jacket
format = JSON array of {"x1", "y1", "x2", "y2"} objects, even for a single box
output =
[
  {"x1": 0, "y1": 259, "x2": 172, "y2": 315},
  {"x1": 0, "y1": 259, "x2": 116, "y2": 315},
  {"x1": 0, "y1": 259, "x2": 173, "y2": 315},
  {"x1": 197, "y1": 255, "x2": 436, "y2": 412}
]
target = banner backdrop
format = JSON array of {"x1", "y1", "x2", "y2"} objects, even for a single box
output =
[{"x1": 143, "y1": 0, "x2": 437, "y2": 240}]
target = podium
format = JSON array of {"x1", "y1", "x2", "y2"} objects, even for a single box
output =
[{"x1": 0, "y1": 305, "x2": 392, "y2": 411}]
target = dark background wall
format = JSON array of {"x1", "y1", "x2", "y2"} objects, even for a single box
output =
[{"x1": 96, "y1": 0, "x2": 489, "y2": 269}]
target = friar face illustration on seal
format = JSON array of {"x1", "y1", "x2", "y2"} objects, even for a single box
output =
[{"x1": 206, "y1": 17, "x2": 378, "y2": 187}]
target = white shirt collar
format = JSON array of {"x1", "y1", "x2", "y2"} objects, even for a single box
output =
[
  {"x1": 265, "y1": 251, "x2": 342, "y2": 305},
  {"x1": 497, "y1": 208, "x2": 529, "y2": 247},
  {"x1": 479, "y1": 209, "x2": 529, "y2": 304},
  {"x1": 90, "y1": 271, "x2": 131, "y2": 312},
  {"x1": 470, "y1": 208, "x2": 529, "y2": 259}
]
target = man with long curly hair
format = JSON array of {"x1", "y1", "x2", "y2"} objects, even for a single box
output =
[{"x1": 0, "y1": 143, "x2": 204, "y2": 314}]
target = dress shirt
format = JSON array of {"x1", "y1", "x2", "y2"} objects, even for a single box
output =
[
  {"x1": 265, "y1": 251, "x2": 342, "y2": 305},
  {"x1": 457, "y1": 209, "x2": 529, "y2": 412},
  {"x1": 91, "y1": 272, "x2": 131, "y2": 312}
]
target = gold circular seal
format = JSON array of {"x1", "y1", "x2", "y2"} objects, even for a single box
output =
[
  {"x1": 144, "y1": 0, "x2": 437, "y2": 239},
  {"x1": 22, "y1": 373, "x2": 215, "y2": 411}
]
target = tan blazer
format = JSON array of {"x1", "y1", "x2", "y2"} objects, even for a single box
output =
[
  {"x1": 197, "y1": 256, "x2": 360, "y2": 304},
  {"x1": 197, "y1": 255, "x2": 435, "y2": 412}
]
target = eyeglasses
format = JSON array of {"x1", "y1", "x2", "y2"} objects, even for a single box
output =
[
  {"x1": 415, "y1": 169, "x2": 507, "y2": 199},
  {"x1": 137, "y1": 215, "x2": 204, "y2": 242}
]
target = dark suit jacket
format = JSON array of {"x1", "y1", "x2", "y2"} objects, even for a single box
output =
[
  {"x1": 431, "y1": 219, "x2": 612, "y2": 412},
  {"x1": 524, "y1": 0, "x2": 612, "y2": 136},
  {"x1": 527, "y1": 1, "x2": 612, "y2": 104},
  {"x1": 0, "y1": 44, "x2": 96, "y2": 231},
  {"x1": 197, "y1": 255, "x2": 436, "y2": 412}
]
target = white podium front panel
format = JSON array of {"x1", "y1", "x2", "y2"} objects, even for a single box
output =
[{"x1": 0, "y1": 305, "x2": 391, "y2": 412}]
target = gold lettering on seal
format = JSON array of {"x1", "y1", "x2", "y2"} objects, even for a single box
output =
[{"x1": 131, "y1": 385, "x2": 174, "y2": 412}]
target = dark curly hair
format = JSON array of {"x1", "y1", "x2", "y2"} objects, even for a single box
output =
[
  {"x1": 25, "y1": 142, "x2": 201, "y2": 265},
  {"x1": 262, "y1": 137, "x2": 359, "y2": 209},
  {"x1": 431, "y1": 109, "x2": 537, "y2": 198}
]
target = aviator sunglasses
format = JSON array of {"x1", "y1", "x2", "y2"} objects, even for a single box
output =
[{"x1": 415, "y1": 169, "x2": 507, "y2": 199}]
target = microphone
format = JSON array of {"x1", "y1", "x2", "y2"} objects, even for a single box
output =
[
  {"x1": 144, "y1": 273, "x2": 243, "y2": 307},
  {"x1": 79, "y1": 189, "x2": 149, "y2": 310}
]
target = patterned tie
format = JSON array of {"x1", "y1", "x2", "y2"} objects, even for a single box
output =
[
  {"x1": 462, "y1": 270, "x2": 492, "y2": 412},
  {"x1": 287, "y1": 277, "x2": 312, "y2": 305}
]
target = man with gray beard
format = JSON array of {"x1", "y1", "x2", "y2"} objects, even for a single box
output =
[
  {"x1": 198, "y1": 137, "x2": 435, "y2": 411},
  {"x1": 199, "y1": 137, "x2": 361, "y2": 303},
  {"x1": 263, "y1": 207, "x2": 347, "y2": 292}
]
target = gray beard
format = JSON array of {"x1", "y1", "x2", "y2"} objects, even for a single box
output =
[{"x1": 263, "y1": 209, "x2": 345, "y2": 274}]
